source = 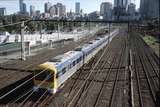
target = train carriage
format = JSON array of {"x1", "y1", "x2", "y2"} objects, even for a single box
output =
[
  {"x1": 34, "y1": 51, "x2": 84, "y2": 93},
  {"x1": 34, "y1": 34, "x2": 111, "y2": 94}
]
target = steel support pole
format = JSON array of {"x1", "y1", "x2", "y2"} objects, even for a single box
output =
[
  {"x1": 108, "y1": 23, "x2": 111, "y2": 43},
  {"x1": 21, "y1": 21, "x2": 25, "y2": 60},
  {"x1": 58, "y1": 23, "x2": 60, "y2": 41},
  {"x1": 40, "y1": 23, "x2": 42, "y2": 39}
]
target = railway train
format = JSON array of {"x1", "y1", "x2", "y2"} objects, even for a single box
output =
[{"x1": 33, "y1": 29, "x2": 119, "y2": 94}]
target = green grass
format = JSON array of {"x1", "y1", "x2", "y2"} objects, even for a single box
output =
[
  {"x1": 143, "y1": 35, "x2": 158, "y2": 45},
  {"x1": 143, "y1": 35, "x2": 159, "y2": 57}
]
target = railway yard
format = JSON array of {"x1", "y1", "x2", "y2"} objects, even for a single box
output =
[{"x1": 0, "y1": 28, "x2": 159, "y2": 107}]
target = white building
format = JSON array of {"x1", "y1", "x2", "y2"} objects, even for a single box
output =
[
  {"x1": 100, "y1": 2, "x2": 112, "y2": 20},
  {"x1": 49, "y1": 5, "x2": 57, "y2": 17},
  {"x1": 56, "y1": 3, "x2": 66, "y2": 17}
]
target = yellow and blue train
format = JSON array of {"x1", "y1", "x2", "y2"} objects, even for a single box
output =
[{"x1": 34, "y1": 29, "x2": 118, "y2": 94}]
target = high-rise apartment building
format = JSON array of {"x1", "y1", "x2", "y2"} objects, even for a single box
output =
[
  {"x1": 75, "y1": 2, "x2": 80, "y2": 14},
  {"x1": 100, "y1": 2, "x2": 112, "y2": 20},
  {"x1": 140, "y1": 0, "x2": 159, "y2": 19},
  {"x1": 44, "y1": 2, "x2": 52, "y2": 13},
  {"x1": 30, "y1": 5, "x2": 35, "y2": 16},
  {"x1": 0, "y1": 8, "x2": 6, "y2": 16},
  {"x1": 19, "y1": 0, "x2": 27, "y2": 13}
]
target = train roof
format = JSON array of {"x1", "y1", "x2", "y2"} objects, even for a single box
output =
[
  {"x1": 49, "y1": 51, "x2": 82, "y2": 66},
  {"x1": 75, "y1": 37, "x2": 106, "y2": 52},
  {"x1": 74, "y1": 43, "x2": 92, "y2": 51}
]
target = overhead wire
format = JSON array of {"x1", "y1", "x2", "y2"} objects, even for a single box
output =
[
  {"x1": 9, "y1": 88, "x2": 34, "y2": 104},
  {"x1": 66, "y1": 40, "x2": 109, "y2": 107},
  {"x1": 0, "y1": 68, "x2": 48, "y2": 100},
  {"x1": 18, "y1": 73, "x2": 52, "y2": 107}
]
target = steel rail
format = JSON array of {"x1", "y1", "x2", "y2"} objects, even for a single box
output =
[
  {"x1": 0, "y1": 68, "x2": 48, "y2": 100},
  {"x1": 66, "y1": 40, "x2": 110, "y2": 107},
  {"x1": 74, "y1": 44, "x2": 113, "y2": 107},
  {"x1": 18, "y1": 73, "x2": 51, "y2": 107},
  {"x1": 108, "y1": 37, "x2": 126, "y2": 107},
  {"x1": 134, "y1": 34, "x2": 157, "y2": 104},
  {"x1": 131, "y1": 35, "x2": 144, "y2": 107}
]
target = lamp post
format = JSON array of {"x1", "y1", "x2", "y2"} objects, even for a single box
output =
[{"x1": 21, "y1": 21, "x2": 25, "y2": 61}]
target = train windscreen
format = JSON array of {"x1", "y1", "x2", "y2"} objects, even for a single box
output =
[{"x1": 34, "y1": 69, "x2": 53, "y2": 82}]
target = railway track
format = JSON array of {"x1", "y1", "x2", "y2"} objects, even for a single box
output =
[
  {"x1": 47, "y1": 30, "x2": 159, "y2": 107},
  {"x1": 0, "y1": 32, "x2": 101, "y2": 106},
  {"x1": 47, "y1": 30, "x2": 129, "y2": 107},
  {"x1": 1, "y1": 30, "x2": 159, "y2": 107},
  {"x1": 130, "y1": 32, "x2": 159, "y2": 107}
]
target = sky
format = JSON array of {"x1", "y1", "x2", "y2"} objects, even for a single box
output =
[{"x1": 0, "y1": 0, "x2": 140, "y2": 15}]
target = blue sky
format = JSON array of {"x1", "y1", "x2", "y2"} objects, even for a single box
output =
[{"x1": 0, "y1": 0, "x2": 140, "y2": 15}]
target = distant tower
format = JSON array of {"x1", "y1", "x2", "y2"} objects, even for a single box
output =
[
  {"x1": 44, "y1": 2, "x2": 52, "y2": 13},
  {"x1": 140, "y1": 0, "x2": 159, "y2": 19},
  {"x1": 49, "y1": 5, "x2": 57, "y2": 17},
  {"x1": 19, "y1": 0, "x2": 23, "y2": 12},
  {"x1": 100, "y1": 2, "x2": 112, "y2": 20},
  {"x1": 30, "y1": 5, "x2": 35, "y2": 16},
  {"x1": 114, "y1": 0, "x2": 129, "y2": 9},
  {"x1": 0, "y1": 8, "x2": 6, "y2": 16},
  {"x1": 19, "y1": 0, "x2": 27, "y2": 13},
  {"x1": 56, "y1": 3, "x2": 66, "y2": 17},
  {"x1": 128, "y1": 3, "x2": 136, "y2": 16},
  {"x1": 22, "y1": 3, "x2": 27, "y2": 13},
  {"x1": 75, "y1": 2, "x2": 80, "y2": 15}
]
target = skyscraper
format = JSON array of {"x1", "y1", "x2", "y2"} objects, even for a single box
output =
[
  {"x1": 140, "y1": 0, "x2": 159, "y2": 19},
  {"x1": 19, "y1": 0, "x2": 23, "y2": 12},
  {"x1": 0, "y1": 8, "x2": 6, "y2": 16},
  {"x1": 128, "y1": 3, "x2": 136, "y2": 16},
  {"x1": 56, "y1": 3, "x2": 66, "y2": 17},
  {"x1": 49, "y1": 5, "x2": 57, "y2": 17},
  {"x1": 44, "y1": 2, "x2": 52, "y2": 13},
  {"x1": 19, "y1": 0, "x2": 27, "y2": 13},
  {"x1": 114, "y1": 0, "x2": 129, "y2": 9},
  {"x1": 100, "y1": 2, "x2": 112, "y2": 20},
  {"x1": 22, "y1": 3, "x2": 27, "y2": 13},
  {"x1": 75, "y1": 2, "x2": 80, "y2": 14},
  {"x1": 30, "y1": 5, "x2": 35, "y2": 16}
]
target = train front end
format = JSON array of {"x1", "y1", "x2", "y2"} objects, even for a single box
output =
[{"x1": 34, "y1": 63, "x2": 58, "y2": 94}]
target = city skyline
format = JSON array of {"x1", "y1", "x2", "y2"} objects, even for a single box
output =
[{"x1": 0, "y1": 0, "x2": 140, "y2": 15}]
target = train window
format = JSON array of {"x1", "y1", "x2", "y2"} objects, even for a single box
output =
[
  {"x1": 80, "y1": 56, "x2": 82, "y2": 61},
  {"x1": 69, "y1": 64, "x2": 72, "y2": 69},
  {"x1": 78, "y1": 57, "x2": 82, "y2": 62},
  {"x1": 77, "y1": 59, "x2": 79, "y2": 64},
  {"x1": 62, "y1": 68, "x2": 66, "y2": 74},
  {"x1": 73, "y1": 61, "x2": 76, "y2": 66},
  {"x1": 35, "y1": 69, "x2": 53, "y2": 82}
]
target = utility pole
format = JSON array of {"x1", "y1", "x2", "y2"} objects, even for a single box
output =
[
  {"x1": 58, "y1": 23, "x2": 60, "y2": 41},
  {"x1": 21, "y1": 21, "x2": 25, "y2": 60},
  {"x1": 108, "y1": 23, "x2": 111, "y2": 43},
  {"x1": 40, "y1": 23, "x2": 42, "y2": 39}
]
